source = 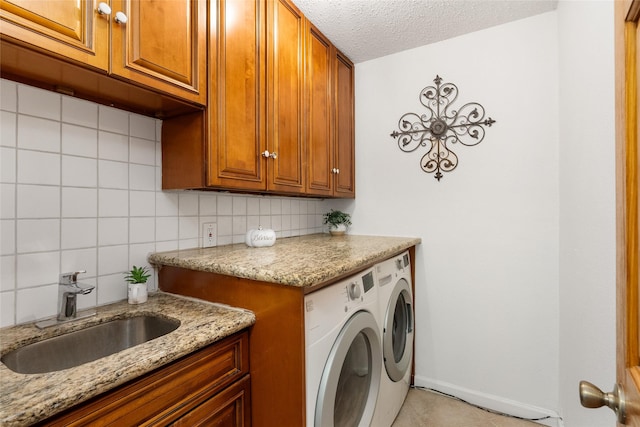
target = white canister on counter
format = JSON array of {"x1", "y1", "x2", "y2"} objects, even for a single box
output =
[{"x1": 245, "y1": 226, "x2": 276, "y2": 247}]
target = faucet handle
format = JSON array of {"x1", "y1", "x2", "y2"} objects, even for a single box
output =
[{"x1": 59, "y1": 270, "x2": 87, "y2": 285}]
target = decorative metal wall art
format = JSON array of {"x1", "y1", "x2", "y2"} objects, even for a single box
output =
[{"x1": 390, "y1": 75, "x2": 496, "y2": 181}]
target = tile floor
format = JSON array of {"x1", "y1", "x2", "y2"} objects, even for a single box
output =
[{"x1": 391, "y1": 388, "x2": 542, "y2": 427}]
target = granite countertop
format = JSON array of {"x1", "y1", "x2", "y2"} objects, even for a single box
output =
[
  {"x1": 0, "y1": 292, "x2": 255, "y2": 427},
  {"x1": 149, "y1": 233, "x2": 421, "y2": 288}
]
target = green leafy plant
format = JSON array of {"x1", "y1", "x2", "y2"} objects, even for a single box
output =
[
  {"x1": 322, "y1": 209, "x2": 352, "y2": 227},
  {"x1": 124, "y1": 266, "x2": 151, "y2": 284}
]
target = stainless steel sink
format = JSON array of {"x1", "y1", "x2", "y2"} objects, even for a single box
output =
[{"x1": 1, "y1": 315, "x2": 180, "y2": 374}]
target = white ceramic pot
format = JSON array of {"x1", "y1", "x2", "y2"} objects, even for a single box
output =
[
  {"x1": 128, "y1": 282, "x2": 148, "y2": 304},
  {"x1": 329, "y1": 223, "x2": 347, "y2": 236}
]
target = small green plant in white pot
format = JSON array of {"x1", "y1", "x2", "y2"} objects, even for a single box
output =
[
  {"x1": 124, "y1": 265, "x2": 150, "y2": 304},
  {"x1": 323, "y1": 209, "x2": 352, "y2": 236}
]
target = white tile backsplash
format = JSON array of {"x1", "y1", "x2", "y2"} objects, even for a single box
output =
[
  {"x1": 98, "y1": 159, "x2": 128, "y2": 189},
  {"x1": 1, "y1": 183, "x2": 15, "y2": 219},
  {"x1": 62, "y1": 97, "x2": 98, "y2": 128},
  {"x1": 17, "y1": 115, "x2": 60, "y2": 152},
  {"x1": 98, "y1": 245, "x2": 129, "y2": 276},
  {"x1": 17, "y1": 150, "x2": 59, "y2": 185},
  {"x1": 16, "y1": 251, "x2": 59, "y2": 288},
  {"x1": 61, "y1": 218, "x2": 96, "y2": 249},
  {"x1": 62, "y1": 156, "x2": 97, "y2": 187},
  {"x1": 17, "y1": 185, "x2": 60, "y2": 218},
  {"x1": 62, "y1": 187, "x2": 97, "y2": 217},
  {"x1": 129, "y1": 164, "x2": 155, "y2": 190},
  {"x1": 98, "y1": 189, "x2": 128, "y2": 217},
  {"x1": 1, "y1": 147, "x2": 16, "y2": 182},
  {"x1": 0, "y1": 219, "x2": 15, "y2": 255},
  {"x1": 62, "y1": 123, "x2": 98, "y2": 157},
  {"x1": 0, "y1": 78, "x2": 326, "y2": 327},
  {"x1": 1, "y1": 255, "x2": 15, "y2": 292},
  {"x1": 129, "y1": 114, "x2": 156, "y2": 140},
  {"x1": 98, "y1": 105, "x2": 129, "y2": 134},
  {"x1": 17, "y1": 219, "x2": 59, "y2": 252},
  {"x1": 130, "y1": 137, "x2": 156, "y2": 165},
  {"x1": 98, "y1": 131, "x2": 129, "y2": 161},
  {"x1": 1, "y1": 80, "x2": 17, "y2": 112},
  {"x1": 18, "y1": 85, "x2": 60, "y2": 120},
  {"x1": 98, "y1": 217, "x2": 128, "y2": 246},
  {"x1": 1, "y1": 111, "x2": 17, "y2": 147}
]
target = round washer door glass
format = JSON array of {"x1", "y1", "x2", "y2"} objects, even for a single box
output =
[
  {"x1": 384, "y1": 278, "x2": 414, "y2": 382},
  {"x1": 315, "y1": 310, "x2": 382, "y2": 427}
]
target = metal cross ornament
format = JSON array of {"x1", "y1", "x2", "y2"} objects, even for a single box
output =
[{"x1": 390, "y1": 75, "x2": 496, "y2": 181}]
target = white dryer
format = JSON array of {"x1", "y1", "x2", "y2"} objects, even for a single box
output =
[
  {"x1": 373, "y1": 251, "x2": 414, "y2": 427},
  {"x1": 305, "y1": 268, "x2": 382, "y2": 427}
]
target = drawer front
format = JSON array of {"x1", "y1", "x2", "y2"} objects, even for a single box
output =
[
  {"x1": 170, "y1": 374, "x2": 251, "y2": 427},
  {"x1": 41, "y1": 331, "x2": 249, "y2": 426}
]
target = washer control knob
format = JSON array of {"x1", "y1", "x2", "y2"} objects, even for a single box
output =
[
  {"x1": 395, "y1": 258, "x2": 403, "y2": 270},
  {"x1": 348, "y1": 282, "x2": 361, "y2": 300}
]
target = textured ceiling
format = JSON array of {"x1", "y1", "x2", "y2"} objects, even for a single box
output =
[{"x1": 291, "y1": 0, "x2": 558, "y2": 63}]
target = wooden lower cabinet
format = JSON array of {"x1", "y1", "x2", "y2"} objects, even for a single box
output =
[
  {"x1": 159, "y1": 268, "x2": 306, "y2": 427},
  {"x1": 37, "y1": 331, "x2": 250, "y2": 427}
]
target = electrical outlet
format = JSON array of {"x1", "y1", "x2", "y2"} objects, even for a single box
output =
[{"x1": 202, "y1": 222, "x2": 217, "y2": 248}]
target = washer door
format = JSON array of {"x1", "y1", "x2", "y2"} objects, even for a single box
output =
[
  {"x1": 315, "y1": 310, "x2": 382, "y2": 427},
  {"x1": 383, "y1": 278, "x2": 414, "y2": 382}
]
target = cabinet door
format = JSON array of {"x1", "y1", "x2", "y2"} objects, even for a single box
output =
[
  {"x1": 110, "y1": 0, "x2": 206, "y2": 105},
  {"x1": 170, "y1": 375, "x2": 251, "y2": 427},
  {"x1": 267, "y1": 0, "x2": 305, "y2": 194},
  {"x1": 305, "y1": 23, "x2": 334, "y2": 197},
  {"x1": 207, "y1": 0, "x2": 267, "y2": 191},
  {"x1": 0, "y1": 0, "x2": 109, "y2": 70},
  {"x1": 334, "y1": 50, "x2": 355, "y2": 198}
]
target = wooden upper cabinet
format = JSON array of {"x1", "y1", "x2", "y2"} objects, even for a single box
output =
[
  {"x1": 334, "y1": 50, "x2": 355, "y2": 197},
  {"x1": 207, "y1": 0, "x2": 267, "y2": 191},
  {"x1": 162, "y1": 0, "x2": 354, "y2": 197},
  {"x1": 306, "y1": 23, "x2": 334, "y2": 197},
  {"x1": 110, "y1": 0, "x2": 206, "y2": 105},
  {"x1": 267, "y1": 0, "x2": 305, "y2": 194},
  {"x1": 305, "y1": 23, "x2": 355, "y2": 198},
  {"x1": 0, "y1": 0, "x2": 205, "y2": 106},
  {"x1": 0, "y1": 0, "x2": 109, "y2": 70}
]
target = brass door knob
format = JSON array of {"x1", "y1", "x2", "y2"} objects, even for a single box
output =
[{"x1": 579, "y1": 380, "x2": 626, "y2": 423}]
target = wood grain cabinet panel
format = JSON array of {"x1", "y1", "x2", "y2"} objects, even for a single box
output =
[
  {"x1": 266, "y1": 0, "x2": 305, "y2": 194},
  {"x1": 207, "y1": 0, "x2": 267, "y2": 190},
  {"x1": 38, "y1": 331, "x2": 250, "y2": 427},
  {"x1": 0, "y1": 0, "x2": 109, "y2": 70},
  {"x1": 162, "y1": 0, "x2": 354, "y2": 196},
  {"x1": 305, "y1": 24, "x2": 355, "y2": 198},
  {"x1": 306, "y1": 23, "x2": 334, "y2": 196},
  {"x1": 0, "y1": 0, "x2": 206, "y2": 113},
  {"x1": 334, "y1": 50, "x2": 355, "y2": 197},
  {"x1": 111, "y1": 0, "x2": 206, "y2": 105}
]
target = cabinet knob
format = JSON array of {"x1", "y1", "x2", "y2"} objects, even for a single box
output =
[
  {"x1": 336, "y1": 168, "x2": 340, "y2": 174},
  {"x1": 269, "y1": 152, "x2": 277, "y2": 159},
  {"x1": 262, "y1": 150, "x2": 270, "y2": 158},
  {"x1": 97, "y1": 2, "x2": 112, "y2": 15},
  {"x1": 114, "y1": 11, "x2": 128, "y2": 24},
  {"x1": 332, "y1": 168, "x2": 340, "y2": 174}
]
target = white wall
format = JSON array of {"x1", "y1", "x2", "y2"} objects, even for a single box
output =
[
  {"x1": 327, "y1": 3, "x2": 616, "y2": 426},
  {"x1": 557, "y1": 1, "x2": 616, "y2": 426},
  {"x1": 0, "y1": 80, "x2": 326, "y2": 326}
]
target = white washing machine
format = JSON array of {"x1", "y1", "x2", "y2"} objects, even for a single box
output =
[
  {"x1": 373, "y1": 251, "x2": 414, "y2": 427},
  {"x1": 305, "y1": 267, "x2": 382, "y2": 427}
]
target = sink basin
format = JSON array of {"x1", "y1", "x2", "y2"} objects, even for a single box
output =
[{"x1": 1, "y1": 315, "x2": 180, "y2": 374}]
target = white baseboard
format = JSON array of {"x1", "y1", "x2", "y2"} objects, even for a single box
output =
[{"x1": 413, "y1": 376, "x2": 564, "y2": 427}]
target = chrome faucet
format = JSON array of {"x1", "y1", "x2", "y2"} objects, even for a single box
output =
[{"x1": 57, "y1": 270, "x2": 95, "y2": 321}]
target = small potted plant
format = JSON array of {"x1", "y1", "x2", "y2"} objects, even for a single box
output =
[
  {"x1": 323, "y1": 209, "x2": 352, "y2": 236},
  {"x1": 124, "y1": 265, "x2": 150, "y2": 304}
]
